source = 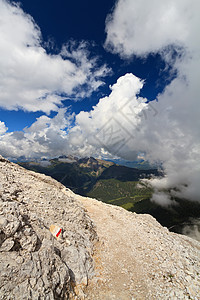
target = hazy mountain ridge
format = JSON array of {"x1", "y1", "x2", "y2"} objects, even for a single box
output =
[{"x1": 0, "y1": 155, "x2": 200, "y2": 299}]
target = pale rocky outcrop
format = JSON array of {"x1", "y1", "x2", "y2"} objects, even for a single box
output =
[
  {"x1": 0, "y1": 155, "x2": 97, "y2": 299},
  {"x1": 0, "y1": 155, "x2": 200, "y2": 299}
]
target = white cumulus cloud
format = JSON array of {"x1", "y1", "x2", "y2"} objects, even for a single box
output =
[
  {"x1": 0, "y1": 0, "x2": 110, "y2": 113},
  {"x1": 103, "y1": 0, "x2": 200, "y2": 205},
  {"x1": 0, "y1": 121, "x2": 8, "y2": 135},
  {"x1": 105, "y1": 0, "x2": 200, "y2": 57},
  {"x1": 0, "y1": 108, "x2": 73, "y2": 158},
  {"x1": 69, "y1": 68, "x2": 200, "y2": 205},
  {"x1": 67, "y1": 73, "x2": 148, "y2": 159},
  {"x1": 66, "y1": 0, "x2": 200, "y2": 206}
]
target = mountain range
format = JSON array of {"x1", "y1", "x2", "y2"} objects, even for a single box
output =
[
  {"x1": 18, "y1": 156, "x2": 200, "y2": 239},
  {"x1": 18, "y1": 155, "x2": 159, "y2": 202}
]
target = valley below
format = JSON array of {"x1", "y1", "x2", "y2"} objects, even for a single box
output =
[{"x1": 19, "y1": 156, "x2": 200, "y2": 241}]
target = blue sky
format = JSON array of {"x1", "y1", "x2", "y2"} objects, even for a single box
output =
[{"x1": 0, "y1": 0, "x2": 200, "y2": 205}]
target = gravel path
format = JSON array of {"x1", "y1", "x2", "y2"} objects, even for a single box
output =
[{"x1": 77, "y1": 195, "x2": 200, "y2": 299}]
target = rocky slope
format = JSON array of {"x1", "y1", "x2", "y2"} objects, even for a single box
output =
[
  {"x1": 0, "y1": 155, "x2": 97, "y2": 299},
  {"x1": 0, "y1": 155, "x2": 200, "y2": 299}
]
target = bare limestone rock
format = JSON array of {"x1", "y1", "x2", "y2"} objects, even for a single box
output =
[
  {"x1": 0, "y1": 237, "x2": 15, "y2": 252},
  {"x1": 0, "y1": 155, "x2": 97, "y2": 299},
  {"x1": 0, "y1": 239, "x2": 71, "y2": 299}
]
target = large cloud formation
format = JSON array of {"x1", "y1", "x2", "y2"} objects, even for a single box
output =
[
  {"x1": 0, "y1": 0, "x2": 109, "y2": 113},
  {"x1": 0, "y1": 74, "x2": 147, "y2": 159},
  {"x1": 68, "y1": 67, "x2": 200, "y2": 205},
  {"x1": 103, "y1": 0, "x2": 200, "y2": 205},
  {"x1": 105, "y1": 0, "x2": 199, "y2": 57},
  {"x1": 67, "y1": 73, "x2": 148, "y2": 159},
  {"x1": 68, "y1": 0, "x2": 200, "y2": 206},
  {"x1": 0, "y1": 109, "x2": 73, "y2": 159}
]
